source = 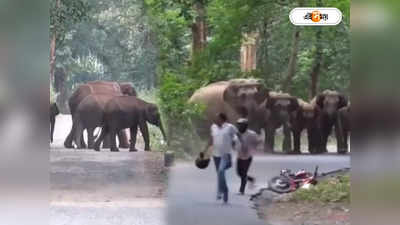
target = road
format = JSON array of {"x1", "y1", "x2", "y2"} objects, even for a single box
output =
[
  {"x1": 166, "y1": 154, "x2": 350, "y2": 225},
  {"x1": 51, "y1": 115, "x2": 350, "y2": 225},
  {"x1": 50, "y1": 115, "x2": 167, "y2": 225}
]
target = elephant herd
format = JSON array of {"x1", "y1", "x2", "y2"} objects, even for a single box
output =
[
  {"x1": 50, "y1": 81, "x2": 167, "y2": 152},
  {"x1": 189, "y1": 79, "x2": 350, "y2": 154},
  {"x1": 50, "y1": 79, "x2": 350, "y2": 154}
]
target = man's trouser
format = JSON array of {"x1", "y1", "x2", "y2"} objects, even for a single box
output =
[{"x1": 236, "y1": 157, "x2": 254, "y2": 194}]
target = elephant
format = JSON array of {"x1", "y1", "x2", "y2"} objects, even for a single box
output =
[
  {"x1": 72, "y1": 94, "x2": 129, "y2": 149},
  {"x1": 64, "y1": 81, "x2": 136, "y2": 149},
  {"x1": 337, "y1": 104, "x2": 350, "y2": 154},
  {"x1": 188, "y1": 78, "x2": 269, "y2": 141},
  {"x1": 290, "y1": 99, "x2": 322, "y2": 154},
  {"x1": 50, "y1": 102, "x2": 60, "y2": 143},
  {"x1": 313, "y1": 90, "x2": 348, "y2": 153},
  {"x1": 93, "y1": 96, "x2": 167, "y2": 152},
  {"x1": 264, "y1": 92, "x2": 300, "y2": 153}
]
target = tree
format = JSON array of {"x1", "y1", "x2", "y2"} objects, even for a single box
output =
[
  {"x1": 282, "y1": 0, "x2": 304, "y2": 93},
  {"x1": 50, "y1": 0, "x2": 90, "y2": 111}
]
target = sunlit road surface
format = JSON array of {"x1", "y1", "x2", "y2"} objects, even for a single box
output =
[
  {"x1": 167, "y1": 154, "x2": 350, "y2": 225},
  {"x1": 50, "y1": 115, "x2": 166, "y2": 225}
]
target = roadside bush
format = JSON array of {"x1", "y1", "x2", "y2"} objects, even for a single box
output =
[
  {"x1": 292, "y1": 175, "x2": 350, "y2": 203},
  {"x1": 50, "y1": 84, "x2": 57, "y2": 103},
  {"x1": 158, "y1": 72, "x2": 206, "y2": 158}
]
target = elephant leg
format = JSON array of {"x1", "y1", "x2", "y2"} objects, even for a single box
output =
[
  {"x1": 87, "y1": 128, "x2": 95, "y2": 149},
  {"x1": 282, "y1": 125, "x2": 292, "y2": 153},
  {"x1": 64, "y1": 114, "x2": 76, "y2": 148},
  {"x1": 74, "y1": 123, "x2": 85, "y2": 149},
  {"x1": 343, "y1": 130, "x2": 349, "y2": 152},
  {"x1": 264, "y1": 127, "x2": 275, "y2": 153},
  {"x1": 293, "y1": 130, "x2": 301, "y2": 154},
  {"x1": 337, "y1": 129, "x2": 349, "y2": 154},
  {"x1": 109, "y1": 130, "x2": 119, "y2": 152},
  {"x1": 64, "y1": 126, "x2": 75, "y2": 148},
  {"x1": 94, "y1": 127, "x2": 108, "y2": 151},
  {"x1": 129, "y1": 125, "x2": 138, "y2": 152},
  {"x1": 102, "y1": 134, "x2": 111, "y2": 148},
  {"x1": 139, "y1": 122, "x2": 151, "y2": 151},
  {"x1": 80, "y1": 132, "x2": 87, "y2": 149},
  {"x1": 319, "y1": 128, "x2": 330, "y2": 153},
  {"x1": 308, "y1": 128, "x2": 318, "y2": 154},
  {"x1": 50, "y1": 119, "x2": 55, "y2": 143},
  {"x1": 118, "y1": 129, "x2": 130, "y2": 148}
]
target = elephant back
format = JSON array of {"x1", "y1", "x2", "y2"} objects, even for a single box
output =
[
  {"x1": 86, "y1": 81, "x2": 122, "y2": 94},
  {"x1": 69, "y1": 82, "x2": 124, "y2": 115},
  {"x1": 78, "y1": 94, "x2": 115, "y2": 112}
]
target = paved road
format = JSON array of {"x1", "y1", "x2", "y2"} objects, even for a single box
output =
[
  {"x1": 166, "y1": 154, "x2": 350, "y2": 225},
  {"x1": 51, "y1": 115, "x2": 167, "y2": 225},
  {"x1": 51, "y1": 115, "x2": 350, "y2": 225}
]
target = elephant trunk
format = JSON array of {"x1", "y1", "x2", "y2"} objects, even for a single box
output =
[{"x1": 159, "y1": 122, "x2": 168, "y2": 145}]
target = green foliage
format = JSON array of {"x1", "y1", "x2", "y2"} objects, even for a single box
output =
[
  {"x1": 54, "y1": 0, "x2": 160, "y2": 93},
  {"x1": 50, "y1": 84, "x2": 57, "y2": 103},
  {"x1": 292, "y1": 175, "x2": 350, "y2": 203},
  {"x1": 158, "y1": 72, "x2": 205, "y2": 125},
  {"x1": 50, "y1": 0, "x2": 91, "y2": 45},
  {"x1": 145, "y1": 0, "x2": 350, "y2": 154},
  {"x1": 54, "y1": 0, "x2": 350, "y2": 154}
]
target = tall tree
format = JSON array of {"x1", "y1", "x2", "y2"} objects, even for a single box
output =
[
  {"x1": 50, "y1": 0, "x2": 89, "y2": 112},
  {"x1": 309, "y1": 0, "x2": 323, "y2": 98},
  {"x1": 282, "y1": 27, "x2": 301, "y2": 92},
  {"x1": 192, "y1": 0, "x2": 208, "y2": 54},
  {"x1": 50, "y1": 0, "x2": 89, "y2": 87},
  {"x1": 310, "y1": 27, "x2": 322, "y2": 98},
  {"x1": 282, "y1": 0, "x2": 304, "y2": 93}
]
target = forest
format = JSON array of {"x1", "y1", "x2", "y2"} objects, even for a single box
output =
[{"x1": 50, "y1": 0, "x2": 350, "y2": 153}]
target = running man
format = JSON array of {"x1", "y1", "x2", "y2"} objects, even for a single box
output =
[
  {"x1": 204, "y1": 113, "x2": 238, "y2": 204},
  {"x1": 235, "y1": 118, "x2": 259, "y2": 195}
]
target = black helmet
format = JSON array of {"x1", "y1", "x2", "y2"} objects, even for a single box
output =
[{"x1": 195, "y1": 152, "x2": 210, "y2": 169}]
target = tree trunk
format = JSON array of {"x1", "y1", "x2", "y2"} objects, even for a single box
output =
[
  {"x1": 310, "y1": 27, "x2": 323, "y2": 98},
  {"x1": 50, "y1": 0, "x2": 60, "y2": 85},
  {"x1": 192, "y1": 1, "x2": 207, "y2": 56},
  {"x1": 283, "y1": 28, "x2": 301, "y2": 92},
  {"x1": 240, "y1": 32, "x2": 259, "y2": 72},
  {"x1": 258, "y1": 20, "x2": 269, "y2": 74},
  {"x1": 309, "y1": 0, "x2": 323, "y2": 98},
  {"x1": 54, "y1": 67, "x2": 69, "y2": 114},
  {"x1": 50, "y1": 33, "x2": 56, "y2": 85}
]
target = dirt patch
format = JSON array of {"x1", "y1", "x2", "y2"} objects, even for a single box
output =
[
  {"x1": 260, "y1": 201, "x2": 349, "y2": 225},
  {"x1": 253, "y1": 190, "x2": 350, "y2": 225},
  {"x1": 51, "y1": 150, "x2": 168, "y2": 203}
]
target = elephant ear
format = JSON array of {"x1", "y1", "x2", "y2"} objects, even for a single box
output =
[
  {"x1": 316, "y1": 94, "x2": 325, "y2": 109},
  {"x1": 223, "y1": 84, "x2": 240, "y2": 108},
  {"x1": 338, "y1": 94, "x2": 348, "y2": 109},
  {"x1": 265, "y1": 97, "x2": 276, "y2": 109},
  {"x1": 254, "y1": 86, "x2": 270, "y2": 104},
  {"x1": 119, "y1": 82, "x2": 137, "y2": 96},
  {"x1": 289, "y1": 97, "x2": 300, "y2": 112},
  {"x1": 145, "y1": 104, "x2": 159, "y2": 122}
]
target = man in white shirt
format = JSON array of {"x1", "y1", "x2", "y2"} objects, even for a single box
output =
[{"x1": 204, "y1": 113, "x2": 238, "y2": 203}]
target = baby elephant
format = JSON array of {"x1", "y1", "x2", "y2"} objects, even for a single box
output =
[{"x1": 94, "y1": 96, "x2": 167, "y2": 152}]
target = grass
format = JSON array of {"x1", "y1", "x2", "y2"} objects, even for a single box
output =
[{"x1": 292, "y1": 175, "x2": 350, "y2": 204}]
